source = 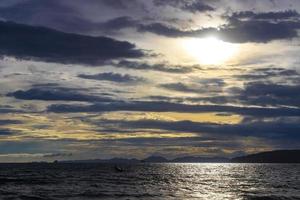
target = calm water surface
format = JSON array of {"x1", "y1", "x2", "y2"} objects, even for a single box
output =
[{"x1": 0, "y1": 163, "x2": 299, "y2": 200}]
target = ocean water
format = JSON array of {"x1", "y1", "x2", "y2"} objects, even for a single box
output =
[{"x1": 0, "y1": 163, "x2": 299, "y2": 200}]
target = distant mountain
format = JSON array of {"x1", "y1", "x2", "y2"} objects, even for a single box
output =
[
  {"x1": 231, "y1": 150, "x2": 300, "y2": 163},
  {"x1": 142, "y1": 156, "x2": 169, "y2": 163},
  {"x1": 59, "y1": 150, "x2": 300, "y2": 164},
  {"x1": 61, "y1": 158, "x2": 140, "y2": 164},
  {"x1": 172, "y1": 156, "x2": 229, "y2": 163},
  {"x1": 61, "y1": 156, "x2": 229, "y2": 164}
]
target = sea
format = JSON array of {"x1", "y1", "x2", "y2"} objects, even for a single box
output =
[{"x1": 0, "y1": 163, "x2": 299, "y2": 200}]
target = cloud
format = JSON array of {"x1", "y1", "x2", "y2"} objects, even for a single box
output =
[
  {"x1": 0, "y1": 0, "x2": 76, "y2": 24},
  {"x1": 153, "y1": 0, "x2": 215, "y2": 13},
  {"x1": 0, "y1": 0, "x2": 146, "y2": 34},
  {"x1": 0, "y1": 129, "x2": 15, "y2": 135},
  {"x1": 236, "y1": 67, "x2": 299, "y2": 80},
  {"x1": 228, "y1": 10, "x2": 300, "y2": 21},
  {"x1": 47, "y1": 101, "x2": 300, "y2": 117},
  {"x1": 138, "y1": 22, "x2": 215, "y2": 38},
  {"x1": 0, "y1": 21, "x2": 145, "y2": 65},
  {"x1": 0, "y1": 106, "x2": 23, "y2": 114},
  {"x1": 7, "y1": 87, "x2": 114, "y2": 102},
  {"x1": 78, "y1": 72, "x2": 144, "y2": 83},
  {"x1": 136, "y1": 10, "x2": 300, "y2": 43},
  {"x1": 0, "y1": 120, "x2": 22, "y2": 125},
  {"x1": 160, "y1": 79, "x2": 225, "y2": 93},
  {"x1": 42, "y1": 152, "x2": 72, "y2": 158},
  {"x1": 237, "y1": 82, "x2": 300, "y2": 107},
  {"x1": 137, "y1": 19, "x2": 300, "y2": 43},
  {"x1": 102, "y1": 118, "x2": 300, "y2": 140},
  {"x1": 160, "y1": 82, "x2": 199, "y2": 93},
  {"x1": 98, "y1": 16, "x2": 139, "y2": 33},
  {"x1": 116, "y1": 60, "x2": 193, "y2": 73},
  {"x1": 219, "y1": 18, "x2": 300, "y2": 43}
]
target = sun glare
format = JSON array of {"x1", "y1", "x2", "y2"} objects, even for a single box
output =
[{"x1": 182, "y1": 37, "x2": 239, "y2": 65}]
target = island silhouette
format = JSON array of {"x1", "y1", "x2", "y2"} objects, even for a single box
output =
[{"x1": 59, "y1": 150, "x2": 300, "y2": 164}]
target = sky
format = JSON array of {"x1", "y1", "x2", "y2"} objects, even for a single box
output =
[{"x1": 0, "y1": 0, "x2": 300, "y2": 162}]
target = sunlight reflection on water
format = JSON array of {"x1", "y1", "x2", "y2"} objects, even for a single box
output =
[{"x1": 0, "y1": 163, "x2": 299, "y2": 199}]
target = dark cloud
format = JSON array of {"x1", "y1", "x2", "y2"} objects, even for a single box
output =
[
  {"x1": 100, "y1": 0, "x2": 143, "y2": 10},
  {"x1": 0, "y1": 0, "x2": 146, "y2": 34},
  {"x1": 237, "y1": 82, "x2": 300, "y2": 107},
  {"x1": 1, "y1": 1, "x2": 300, "y2": 44},
  {"x1": 0, "y1": 120, "x2": 22, "y2": 125},
  {"x1": 0, "y1": 129, "x2": 15, "y2": 135},
  {"x1": 160, "y1": 79, "x2": 225, "y2": 93},
  {"x1": 138, "y1": 22, "x2": 216, "y2": 38},
  {"x1": 78, "y1": 72, "x2": 144, "y2": 83},
  {"x1": 135, "y1": 9, "x2": 300, "y2": 43},
  {"x1": 105, "y1": 118, "x2": 300, "y2": 140},
  {"x1": 137, "y1": 19, "x2": 300, "y2": 43},
  {"x1": 219, "y1": 19, "x2": 300, "y2": 43},
  {"x1": 153, "y1": 0, "x2": 215, "y2": 13},
  {"x1": 7, "y1": 87, "x2": 114, "y2": 102},
  {"x1": 99, "y1": 16, "x2": 139, "y2": 33},
  {"x1": 188, "y1": 81, "x2": 300, "y2": 107},
  {"x1": 0, "y1": 0, "x2": 76, "y2": 25},
  {"x1": 0, "y1": 21, "x2": 145, "y2": 65},
  {"x1": 229, "y1": 10, "x2": 300, "y2": 21},
  {"x1": 236, "y1": 68, "x2": 299, "y2": 80},
  {"x1": 0, "y1": 106, "x2": 23, "y2": 114},
  {"x1": 47, "y1": 101, "x2": 300, "y2": 117},
  {"x1": 0, "y1": 0, "x2": 99, "y2": 33},
  {"x1": 116, "y1": 60, "x2": 193, "y2": 73},
  {"x1": 42, "y1": 152, "x2": 72, "y2": 158},
  {"x1": 160, "y1": 82, "x2": 199, "y2": 93}
]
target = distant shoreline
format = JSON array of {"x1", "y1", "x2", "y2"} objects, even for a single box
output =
[{"x1": 0, "y1": 150, "x2": 299, "y2": 164}]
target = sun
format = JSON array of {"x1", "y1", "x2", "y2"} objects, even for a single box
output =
[{"x1": 182, "y1": 37, "x2": 239, "y2": 65}]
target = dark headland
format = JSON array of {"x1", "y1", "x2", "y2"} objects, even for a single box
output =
[
  {"x1": 231, "y1": 150, "x2": 300, "y2": 163},
  {"x1": 59, "y1": 150, "x2": 300, "y2": 164}
]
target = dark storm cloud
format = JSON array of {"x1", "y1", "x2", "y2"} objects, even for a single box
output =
[
  {"x1": 237, "y1": 82, "x2": 300, "y2": 107},
  {"x1": 188, "y1": 81, "x2": 300, "y2": 107},
  {"x1": 78, "y1": 72, "x2": 144, "y2": 83},
  {"x1": 99, "y1": 16, "x2": 139, "y2": 33},
  {"x1": 1, "y1": 0, "x2": 300, "y2": 44},
  {"x1": 137, "y1": 22, "x2": 216, "y2": 38},
  {"x1": 0, "y1": 120, "x2": 22, "y2": 125},
  {"x1": 47, "y1": 101, "x2": 300, "y2": 117},
  {"x1": 236, "y1": 68, "x2": 299, "y2": 80},
  {"x1": 0, "y1": 21, "x2": 144, "y2": 65},
  {"x1": 100, "y1": 0, "x2": 141, "y2": 10},
  {"x1": 0, "y1": 0, "x2": 100, "y2": 34},
  {"x1": 0, "y1": 0, "x2": 146, "y2": 34},
  {"x1": 42, "y1": 152, "x2": 72, "y2": 158},
  {"x1": 229, "y1": 10, "x2": 300, "y2": 20},
  {"x1": 116, "y1": 60, "x2": 193, "y2": 73},
  {"x1": 7, "y1": 87, "x2": 114, "y2": 102},
  {"x1": 0, "y1": 129, "x2": 15, "y2": 135},
  {"x1": 102, "y1": 118, "x2": 300, "y2": 140},
  {"x1": 243, "y1": 82, "x2": 300, "y2": 98},
  {"x1": 219, "y1": 19, "x2": 300, "y2": 43},
  {"x1": 0, "y1": 0, "x2": 76, "y2": 24},
  {"x1": 160, "y1": 79, "x2": 225, "y2": 93},
  {"x1": 134, "y1": 9, "x2": 300, "y2": 43},
  {"x1": 153, "y1": 0, "x2": 215, "y2": 13},
  {"x1": 137, "y1": 19, "x2": 300, "y2": 43},
  {"x1": 0, "y1": 106, "x2": 24, "y2": 114},
  {"x1": 160, "y1": 82, "x2": 199, "y2": 93}
]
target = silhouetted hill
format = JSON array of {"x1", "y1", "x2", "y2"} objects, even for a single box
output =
[
  {"x1": 142, "y1": 156, "x2": 169, "y2": 163},
  {"x1": 61, "y1": 158, "x2": 140, "y2": 164},
  {"x1": 59, "y1": 150, "x2": 300, "y2": 164},
  {"x1": 172, "y1": 156, "x2": 229, "y2": 163},
  {"x1": 231, "y1": 150, "x2": 300, "y2": 163}
]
